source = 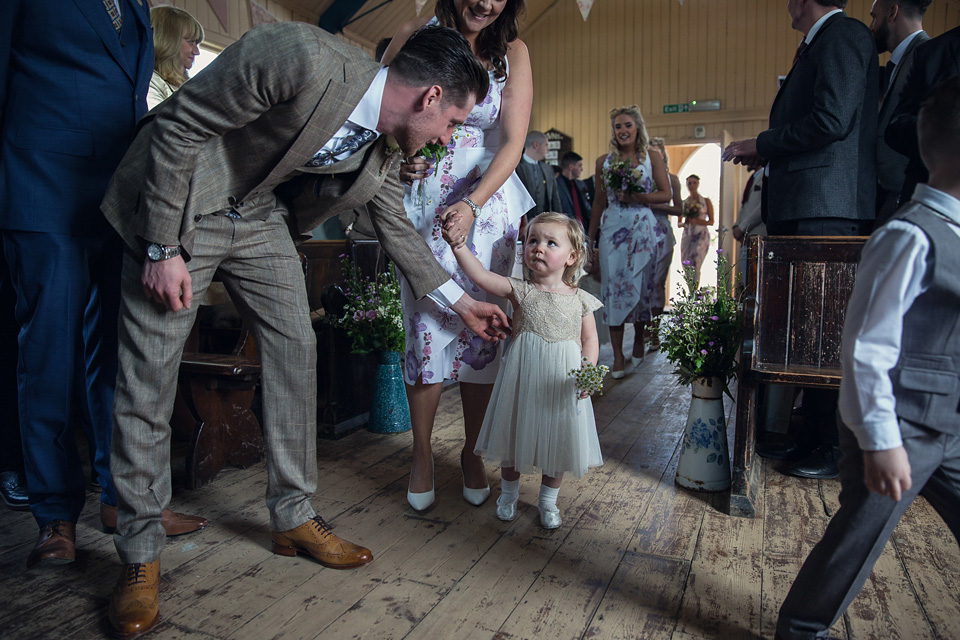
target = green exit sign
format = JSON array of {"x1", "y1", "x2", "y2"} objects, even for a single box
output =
[{"x1": 662, "y1": 103, "x2": 691, "y2": 114}]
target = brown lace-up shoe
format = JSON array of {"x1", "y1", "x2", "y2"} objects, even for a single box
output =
[
  {"x1": 108, "y1": 561, "x2": 160, "y2": 638},
  {"x1": 26, "y1": 519, "x2": 76, "y2": 568},
  {"x1": 271, "y1": 515, "x2": 373, "y2": 569},
  {"x1": 100, "y1": 503, "x2": 208, "y2": 536}
]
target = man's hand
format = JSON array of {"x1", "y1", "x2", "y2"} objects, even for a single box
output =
[
  {"x1": 142, "y1": 255, "x2": 193, "y2": 312},
  {"x1": 451, "y1": 293, "x2": 509, "y2": 342},
  {"x1": 863, "y1": 446, "x2": 912, "y2": 501},
  {"x1": 722, "y1": 138, "x2": 766, "y2": 170},
  {"x1": 398, "y1": 156, "x2": 434, "y2": 186},
  {"x1": 732, "y1": 225, "x2": 745, "y2": 241}
]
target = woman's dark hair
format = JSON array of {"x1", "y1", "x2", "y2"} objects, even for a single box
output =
[
  {"x1": 434, "y1": 0, "x2": 525, "y2": 82},
  {"x1": 390, "y1": 25, "x2": 490, "y2": 109}
]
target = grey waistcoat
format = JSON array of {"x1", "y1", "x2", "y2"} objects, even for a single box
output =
[{"x1": 890, "y1": 204, "x2": 960, "y2": 433}]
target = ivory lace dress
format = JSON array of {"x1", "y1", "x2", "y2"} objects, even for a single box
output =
[{"x1": 474, "y1": 278, "x2": 604, "y2": 478}]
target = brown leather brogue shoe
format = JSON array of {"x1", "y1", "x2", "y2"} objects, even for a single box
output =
[
  {"x1": 100, "y1": 504, "x2": 208, "y2": 536},
  {"x1": 271, "y1": 515, "x2": 373, "y2": 569},
  {"x1": 26, "y1": 519, "x2": 76, "y2": 568},
  {"x1": 108, "y1": 561, "x2": 160, "y2": 638}
]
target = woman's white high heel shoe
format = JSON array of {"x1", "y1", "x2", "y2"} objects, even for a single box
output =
[
  {"x1": 610, "y1": 369, "x2": 625, "y2": 380},
  {"x1": 631, "y1": 355, "x2": 644, "y2": 368},
  {"x1": 407, "y1": 458, "x2": 435, "y2": 511},
  {"x1": 461, "y1": 452, "x2": 491, "y2": 506}
]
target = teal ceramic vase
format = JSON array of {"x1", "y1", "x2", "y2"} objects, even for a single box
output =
[{"x1": 368, "y1": 351, "x2": 411, "y2": 434}]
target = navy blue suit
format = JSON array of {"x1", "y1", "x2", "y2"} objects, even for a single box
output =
[{"x1": 0, "y1": 0, "x2": 153, "y2": 526}]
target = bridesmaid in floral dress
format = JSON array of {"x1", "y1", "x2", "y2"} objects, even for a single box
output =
[
  {"x1": 382, "y1": 0, "x2": 534, "y2": 512},
  {"x1": 680, "y1": 174, "x2": 715, "y2": 287},
  {"x1": 587, "y1": 106, "x2": 671, "y2": 378}
]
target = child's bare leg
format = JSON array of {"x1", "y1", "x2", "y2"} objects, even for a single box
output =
[
  {"x1": 497, "y1": 466, "x2": 520, "y2": 521},
  {"x1": 538, "y1": 474, "x2": 563, "y2": 529}
]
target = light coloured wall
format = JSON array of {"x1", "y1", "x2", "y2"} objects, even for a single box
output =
[{"x1": 523, "y1": 0, "x2": 960, "y2": 167}]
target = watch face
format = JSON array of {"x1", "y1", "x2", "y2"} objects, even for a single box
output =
[{"x1": 147, "y1": 244, "x2": 162, "y2": 260}]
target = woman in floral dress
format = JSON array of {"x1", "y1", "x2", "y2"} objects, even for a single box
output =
[
  {"x1": 587, "y1": 106, "x2": 671, "y2": 378},
  {"x1": 680, "y1": 174, "x2": 715, "y2": 287},
  {"x1": 382, "y1": 0, "x2": 534, "y2": 511}
]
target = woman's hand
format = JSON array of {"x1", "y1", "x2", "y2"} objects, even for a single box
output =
[
  {"x1": 398, "y1": 156, "x2": 435, "y2": 186},
  {"x1": 440, "y1": 200, "x2": 476, "y2": 246}
]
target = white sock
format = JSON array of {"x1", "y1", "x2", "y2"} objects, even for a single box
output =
[
  {"x1": 500, "y1": 478, "x2": 519, "y2": 502},
  {"x1": 538, "y1": 484, "x2": 560, "y2": 512}
]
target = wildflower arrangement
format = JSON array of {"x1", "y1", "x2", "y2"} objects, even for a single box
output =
[
  {"x1": 655, "y1": 248, "x2": 741, "y2": 396},
  {"x1": 568, "y1": 358, "x2": 610, "y2": 397},
  {"x1": 602, "y1": 158, "x2": 648, "y2": 195},
  {"x1": 332, "y1": 255, "x2": 405, "y2": 355}
]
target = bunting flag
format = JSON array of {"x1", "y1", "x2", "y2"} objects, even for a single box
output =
[
  {"x1": 577, "y1": 0, "x2": 594, "y2": 21},
  {"x1": 415, "y1": 0, "x2": 429, "y2": 16},
  {"x1": 249, "y1": 0, "x2": 278, "y2": 26},
  {"x1": 207, "y1": 0, "x2": 230, "y2": 30}
]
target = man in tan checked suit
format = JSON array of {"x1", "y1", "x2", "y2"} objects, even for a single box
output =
[{"x1": 100, "y1": 23, "x2": 498, "y2": 636}]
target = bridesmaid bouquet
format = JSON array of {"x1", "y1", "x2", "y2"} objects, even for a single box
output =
[
  {"x1": 330, "y1": 255, "x2": 405, "y2": 354},
  {"x1": 655, "y1": 247, "x2": 742, "y2": 396},
  {"x1": 412, "y1": 131, "x2": 456, "y2": 206},
  {"x1": 569, "y1": 358, "x2": 610, "y2": 397},
  {"x1": 683, "y1": 199, "x2": 704, "y2": 220},
  {"x1": 602, "y1": 158, "x2": 647, "y2": 195}
]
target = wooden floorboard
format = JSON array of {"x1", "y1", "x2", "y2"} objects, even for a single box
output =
[{"x1": 1, "y1": 339, "x2": 958, "y2": 639}]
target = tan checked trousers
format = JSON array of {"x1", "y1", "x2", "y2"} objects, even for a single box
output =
[{"x1": 111, "y1": 208, "x2": 318, "y2": 563}]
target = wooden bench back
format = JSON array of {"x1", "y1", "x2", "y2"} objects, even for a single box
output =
[{"x1": 740, "y1": 235, "x2": 867, "y2": 388}]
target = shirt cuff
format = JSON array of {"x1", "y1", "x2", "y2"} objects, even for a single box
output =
[
  {"x1": 849, "y1": 419, "x2": 905, "y2": 452},
  {"x1": 426, "y1": 279, "x2": 464, "y2": 309}
]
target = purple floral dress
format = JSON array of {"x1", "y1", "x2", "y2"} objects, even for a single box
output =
[
  {"x1": 597, "y1": 153, "x2": 664, "y2": 326},
  {"x1": 399, "y1": 52, "x2": 534, "y2": 385}
]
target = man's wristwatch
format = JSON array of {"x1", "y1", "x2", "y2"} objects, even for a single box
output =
[{"x1": 145, "y1": 243, "x2": 181, "y2": 261}]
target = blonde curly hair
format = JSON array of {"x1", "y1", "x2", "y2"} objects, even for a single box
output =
[
  {"x1": 649, "y1": 136, "x2": 669, "y2": 172},
  {"x1": 608, "y1": 105, "x2": 649, "y2": 162},
  {"x1": 522, "y1": 212, "x2": 588, "y2": 287}
]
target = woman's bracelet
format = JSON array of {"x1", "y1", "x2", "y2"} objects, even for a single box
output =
[{"x1": 460, "y1": 197, "x2": 481, "y2": 217}]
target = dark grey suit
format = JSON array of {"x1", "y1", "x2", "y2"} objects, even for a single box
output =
[
  {"x1": 515, "y1": 159, "x2": 560, "y2": 218},
  {"x1": 886, "y1": 26, "x2": 960, "y2": 204},
  {"x1": 757, "y1": 12, "x2": 879, "y2": 232},
  {"x1": 876, "y1": 31, "x2": 930, "y2": 224},
  {"x1": 556, "y1": 174, "x2": 591, "y2": 229}
]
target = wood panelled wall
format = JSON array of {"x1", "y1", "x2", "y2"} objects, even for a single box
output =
[
  {"x1": 523, "y1": 0, "x2": 959, "y2": 167},
  {"x1": 154, "y1": 0, "x2": 315, "y2": 50}
]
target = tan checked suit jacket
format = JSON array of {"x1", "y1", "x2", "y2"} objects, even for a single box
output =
[{"x1": 102, "y1": 21, "x2": 448, "y2": 299}]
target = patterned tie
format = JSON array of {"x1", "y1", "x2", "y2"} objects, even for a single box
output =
[
  {"x1": 305, "y1": 129, "x2": 378, "y2": 168},
  {"x1": 103, "y1": 0, "x2": 122, "y2": 32},
  {"x1": 569, "y1": 180, "x2": 583, "y2": 226}
]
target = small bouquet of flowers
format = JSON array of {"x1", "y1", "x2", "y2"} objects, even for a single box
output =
[
  {"x1": 331, "y1": 255, "x2": 405, "y2": 354},
  {"x1": 568, "y1": 358, "x2": 610, "y2": 397},
  {"x1": 682, "y1": 199, "x2": 703, "y2": 220},
  {"x1": 655, "y1": 247, "x2": 742, "y2": 396},
  {"x1": 602, "y1": 158, "x2": 647, "y2": 195},
  {"x1": 412, "y1": 134, "x2": 454, "y2": 206}
]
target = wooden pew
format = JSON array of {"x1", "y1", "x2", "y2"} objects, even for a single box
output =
[{"x1": 729, "y1": 235, "x2": 867, "y2": 518}]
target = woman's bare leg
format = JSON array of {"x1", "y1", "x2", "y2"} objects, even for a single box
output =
[
  {"x1": 459, "y1": 381, "x2": 493, "y2": 489},
  {"x1": 405, "y1": 377, "x2": 444, "y2": 493},
  {"x1": 610, "y1": 324, "x2": 626, "y2": 372}
]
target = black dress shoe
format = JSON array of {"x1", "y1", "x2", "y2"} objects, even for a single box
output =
[
  {"x1": 0, "y1": 470, "x2": 29, "y2": 511},
  {"x1": 756, "y1": 434, "x2": 799, "y2": 460},
  {"x1": 778, "y1": 445, "x2": 841, "y2": 479}
]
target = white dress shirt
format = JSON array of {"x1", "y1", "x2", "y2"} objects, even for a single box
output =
[
  {"x1": 315, "y1": 66, "x2": 465, "y2": 308},
  {"x1": 839, "y1": 185, "x2": 960, "y2": 451}
]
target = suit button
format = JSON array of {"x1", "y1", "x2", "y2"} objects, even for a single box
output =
[
  {"x1": 228, "y1": 196, "x2": 238, "y2": 206},
  {"x1": 194, "y1": 214, "x2": 202, "y2": 222}
]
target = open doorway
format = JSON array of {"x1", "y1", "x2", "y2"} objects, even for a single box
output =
[{"x1": 665, "y1": 143, "x2": 721, "y2": 303}]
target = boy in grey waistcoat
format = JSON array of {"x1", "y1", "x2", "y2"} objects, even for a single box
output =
[{"x1": 776, "y1": 76, "x2": 960, "y2": 640}]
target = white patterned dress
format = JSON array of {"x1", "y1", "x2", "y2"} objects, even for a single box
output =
[
  {"x1": 597, "y1": 153, "x2": 664, "y2": 326},
  {"x1": 474, "y1": 279, "x2": 604, "y2": 478},
  {"x1": 399, "y1": 50, "x2": 534, "y2": 385}
]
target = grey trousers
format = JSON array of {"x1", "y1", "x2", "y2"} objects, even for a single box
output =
[
  {"x1": 777, "y1": 418, "x2": 960, "y2": 639},
  {"x1": 111, "y1": 211, "x2": 318, "y2": 563}
]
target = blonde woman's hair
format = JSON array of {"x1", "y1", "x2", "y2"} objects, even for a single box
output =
[
  {"x1": 649, "y1": 136, "x2": 669, "y2": 172},
  {"x1": 522, "y1": 212, "x2": 588, "y2": 287},
  {"x1": 151, "y1": 6, "x2": 204, "y2": 89},
  {"x1": 608, "y1": 105, "x2": 649, "y2": 162}
]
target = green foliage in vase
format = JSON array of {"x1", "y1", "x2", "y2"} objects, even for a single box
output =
[{"x1": 333, "y1": 255, "x2": 405, "y2": 355}]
